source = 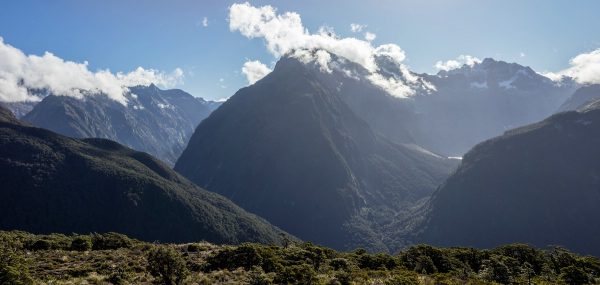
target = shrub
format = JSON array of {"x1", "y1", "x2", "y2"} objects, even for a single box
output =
[
  {"x1": 0, "y1": 245, "x2": 33, "y2": 285},
  {"x1": 385, "y1": 270, "x2": 419, "y2": 285},
  {"x1": 147, "y1": 246, "x2": 188, "y2": 285},
  {"x1": 329, "y1": 258, "x2": 350, "y2": 271},
  {"x1": 29, "y1": 239, "x2": 52, "y2": 251},
  {"x1": 107, "y1": 267, "x2": 131, "y2": 285},
  {"x1": 71, "y1": 236, "x2": 92, "y2": 251},
  {"x1": 204, "y1": 244, "x2": 275, "y2": 272},
  {"x1": 92, "y1": 232, "x2": 133, "y2": 250},
  {"x1": 274, "y1": 263, "x2": 317, "y2": 284},
  {"x1": 559, "y1": 265, "x2": 590, "y2": 285}
]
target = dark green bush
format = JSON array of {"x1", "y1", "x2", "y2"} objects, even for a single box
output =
[
  {"x1": 92, "y1": 232, "x2": 133, "y2": 250},
  {"x1": 329, "y1": 258, "x2": 350, "y2": 271},
  {"x1": 560, "y1": 265, "x2": 590, "y2": 285},
  {"x1": 147, "y1": 246, "x2": 188, "y2": 285},
  {"x1": 71, "y1": 236, "x2": 92, "y2": 251}
]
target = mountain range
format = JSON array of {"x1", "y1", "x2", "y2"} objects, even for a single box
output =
[
  {"x1": 0, "y1": 104, "x2": 288, "y2": 245},
  {"x1": 22, "y1": 84, "x2": 220, "y2": 165},
  {"x1": 415, "y1": 100, "x2": 600, "y2": 256},
  {"x1": 175, "y1": 56, "x2": 459, "y2": 251},
  {"x1": 1, "y1": 49, "x2": 599, "y2": 255}
]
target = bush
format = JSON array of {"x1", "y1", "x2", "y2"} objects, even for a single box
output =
[
  {"x1": 560, "y1": 265, "x2": 590, "y2": 285},
  {"x1": 274, "y1": 263, "x2": 317, "y2": 284},
  {"x1": 71, "y1": 236, "x2": 92, "y2": 251},
  {"x1": 385, "y1": 270, "x2": 419, "y2": 285},
  {"x1": 0, "y1": 245, "x2": 33, "y2": 285},
  {"x1": 329, "y1": 258, "x2": 350, "y2": 271},
  {"x1": 107, "y1": 267, "x2": 131, "y2": 285},
  {"x1": 92, "y1": 232, "x2": 133, "y2": 250},
  {"x1": 204, "y1": 244, "x2": 275, "y2": 272},
  {"x1": 29, "y1": 239, "x2": 52, "y2": 251},
  {"x1": 147, "y1": 246, "x2": 188, "y2": 285}
]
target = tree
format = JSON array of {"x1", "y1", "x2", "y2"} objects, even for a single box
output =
[{"x1": 147, "y1": 246, "x2": 188, "y2": 285}]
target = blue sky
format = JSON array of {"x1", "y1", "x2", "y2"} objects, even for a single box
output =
[{"x1": 1, "y1": 0, "x2": 599, "y2": 100}]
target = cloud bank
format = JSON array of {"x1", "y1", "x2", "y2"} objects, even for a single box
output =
[
  {"x1": 228, "y1": 2, "x2": 422, "y2": 97},
  {"x1": 545, "y1": 48, "x2": 600, "y2": 84},
  {"x1": 434, "y1": 55, "x2": 482, "y2": 71},
  {"x1": 242, "y1": 60, "x2": 272, "y2": 84},
  {"x1": 0, "y1": 37, "x2": 184, "y2": 104}
]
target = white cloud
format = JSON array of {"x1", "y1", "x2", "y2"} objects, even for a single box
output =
[
  {"x1": 350, "y1": 23, "x2": 365, "y2": 33},
  {"x1": 0, "y1": 37, "x2": 183, "y2": 105},
  {"x1": 434, "y1": 55, "x2": 482, "y2": 71},
  {"x1": 241, "y1": 60, "x2": 272, "y2": 84},
  {"x1": 364, "y1": 32, "x2": 376, "y2": 42},
  {"x1": 544, "y1": 48, "x2": 600, "y2": 84},
  {"x1": 519, "y1": 52, "x2": 526, "y2": 58},
  {"x1": 228, "y1": 2, "x2": 419, "y2": 98},
  {"x1": 202, "y1": 17, "x2": 209, "y2": 27}
]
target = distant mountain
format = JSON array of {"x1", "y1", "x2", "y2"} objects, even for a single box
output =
[
  {"x1": 557, "y1": 84, "x2": 600, "y2": 112},
  {"x1": 0, "y1": 101, "x2": 38, "y2": 118},
  {"x1": 23, "y1": 84, "x2": 220, "y2": 165},
  {"x1": 416, "y1": 105, "x2": 600, "y2": 256},
  {"x1": 414, "y1": 58, "x2": 576, "y2": 156},
  {"x1": 0, "y1": 105, "x2": 288, "y2": 245},
  {"x1": 175, "y1": 56, "x2": 457, "y2": 251}
]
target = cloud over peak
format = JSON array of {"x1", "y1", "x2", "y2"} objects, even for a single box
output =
[
  {"x1": 434, "y1": 55, "x2": 482, "y2": 71},
  {"x1": 544, "y1": 48, "x2": 600, "y2": 84},
  {"x1": 0, "y1": 37, "x2": 183, "y2": 105},
  {"x1": 242, "y1": 60, "x2": 272, "y2": 85},
  {"x1": 228, "y1": 2, "x2": 422, "y2": 98}
]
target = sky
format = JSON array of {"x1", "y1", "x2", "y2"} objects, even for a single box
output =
[{"x1": 1, "y1": 0, "x2": 599, "y2": 101}]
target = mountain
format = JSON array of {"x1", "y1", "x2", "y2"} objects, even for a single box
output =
[
  {"x1": 557, "y1": 84, "x2": 600, "y2": 112},
  {"x1": 416, "y1": 104, "x2": 600, "y2": 256},
  {"x1": 0, "y1": 105, "x2": 288, "y2": 245},
  {"x1": 414, "y1": 58, "x2": 576, "y2": 156},
  {"x1": 175, "y1": 56, "x2": 457, "y2": 251},
  {"x1": 0, "y1": 101, "x2": 38, "y2": 118},
  {"x1": 23, "y1": 84, "x2": 220, "y2": 165}
]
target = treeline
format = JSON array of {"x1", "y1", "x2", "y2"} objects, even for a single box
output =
[{"x1": 1, "y1": 231, "x2": 599, "y2": 284}]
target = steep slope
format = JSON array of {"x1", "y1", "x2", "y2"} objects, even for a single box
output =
[
  {"x1": 23, "y1": 84, "x2": 219, "y2": 165},
  {"x1": 175, "y1": 57, "x2": 457, "y2": 251},
  {"x1": 557, "y1": 84, "x2": 600, "y2": 112},
  {"x1": 417, "y1": 106, "x2": 600, "y2": 256},
  {"x1": 0, "y1": 105, "x2": 288, "y2": 245},
  {"x1": 415, "y1": 58, "x2": 576, "y2": 156},
  {"x1": 0, "y1": 101, "x2": 38, "y2": 118}
]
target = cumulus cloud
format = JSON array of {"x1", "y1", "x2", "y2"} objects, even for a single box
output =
[
  {"x1": 434, "y1": 55, "x2": 482, "y2": 71},
  {"x1": 0, "y1": 37, "x2": 183, "y2": 105},
  {"x1": 544, "y1": 48, "x2": 600, "y2": 84},
  {"x1": 364, "y1": 32, "x2": 376, "y2": 41},
  {"x1": 202, "y1": 17, "x2": 209, "y2": 27},
  {"x1": 350, "y1": 23, "x2": 365, "y2": 33},
  {"x1": 228, "y1": 2, "x2": 421, "y2": 98},
  {"x1": 242, "y1": 60, "x2": 272, "y2": 84}
]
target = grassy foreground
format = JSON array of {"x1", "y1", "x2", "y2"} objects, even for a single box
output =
[{"x1": 1, "y1": 231, "x2": 599, "y2": 285}]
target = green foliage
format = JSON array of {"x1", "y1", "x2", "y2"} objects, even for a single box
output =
[
  {"x1": 385, "y1": 270, "x2": 419, "y2": 285},
  {"x1": 273, "y1": 263, "x2": 317, "y2": 284},
  {"x1": 204, "y1": 244, "x2": 267, "y2": 271},
  {"x1": 147, "y1": 246, "x2": 189, "y2": 285},
  {"x1": 560, "y1": 265, "x2": 590, "y2": 285},
  {"x1": 2, "y1": 231, "x2": 600, "y2": 285},
  {"x1": 0, "y1": 245, "x2": 33, "y2": 285},
  {"x1": 70, "y1": 236, "x2": 92, "y2": 251},
  {"x1": 91, "y1": 232, "x2": 134, "y2": 250}
]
